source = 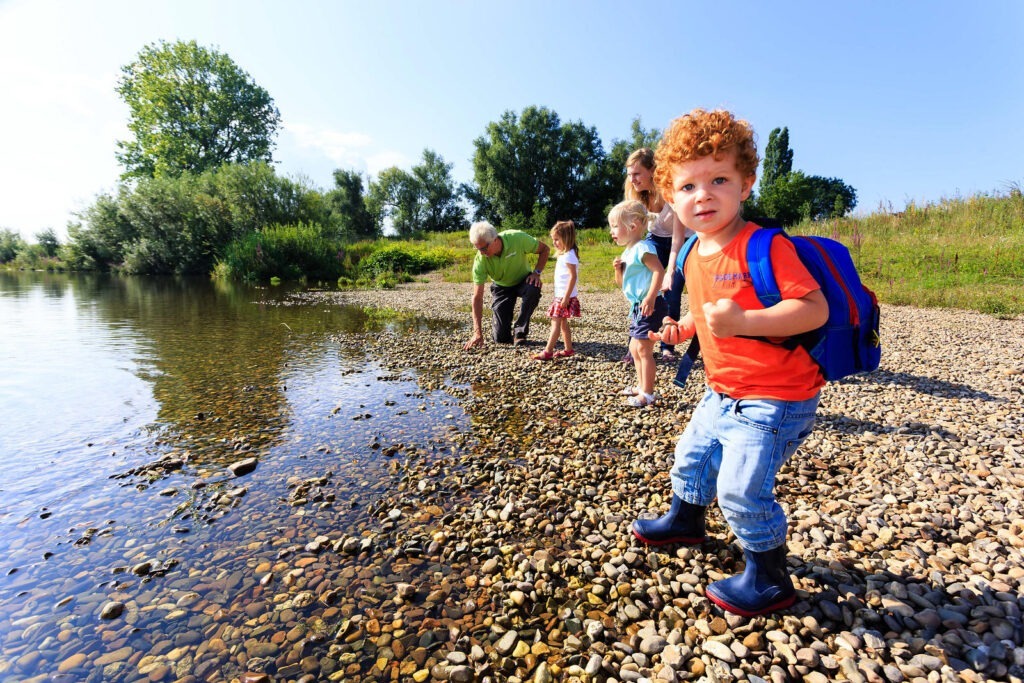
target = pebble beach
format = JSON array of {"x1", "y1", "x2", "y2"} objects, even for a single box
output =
[
  {"x1": 304, "y1": 275, "x2": 1024, "y2": 683},
  {"x1": 2, "y1": 273, "x2": 1022, "y2": 683}
]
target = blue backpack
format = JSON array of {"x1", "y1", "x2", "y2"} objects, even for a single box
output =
[{"x1": 674, "y1": 227, "x2": 881, "y2": 388}]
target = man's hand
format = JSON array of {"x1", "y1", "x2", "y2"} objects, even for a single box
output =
[
  {"x1": 463, "y1": 331, "x2": 484, "y2": 351},
  {"x1": 526, "y1": 272, "x2": 542, "y2": 288},
  {"x1": 702, "y1": 299, "x2": 747, "y2": 338}
]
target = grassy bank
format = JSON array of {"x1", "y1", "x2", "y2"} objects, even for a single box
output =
[{"x1": 431, "y1": 191, "x2": 1024, "y2": 318}]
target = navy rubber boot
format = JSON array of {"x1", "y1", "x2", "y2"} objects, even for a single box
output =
[
  {"x1": 706, "y1": 544, "x2": 796, "y2": 617},
  {"x1": 631, "y1": 495, "x2": 706, "y2": 546}
]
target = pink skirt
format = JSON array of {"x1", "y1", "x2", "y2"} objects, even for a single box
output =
[{"x1": 547, "y1": 296, "x2": 581, "y2": 318}]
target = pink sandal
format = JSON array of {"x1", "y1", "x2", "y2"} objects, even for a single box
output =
[
  {"x1": 554, "y1": 349, "x2": 575, "y2": 358},
  {"x1": 532, "y1": 351, "x2": 554, "y2": 361}
]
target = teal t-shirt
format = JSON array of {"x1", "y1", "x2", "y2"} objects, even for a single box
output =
[
  {"x1": 472, "y1": 230, "x2": 539, "y2": 286},
  {"x1": 621, "y1": 240, "x2": 658, "y2": 305}
]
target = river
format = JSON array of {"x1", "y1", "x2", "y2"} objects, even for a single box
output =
[{"x1": 0, "y1": 271, "x2": 468, "y2": 680}]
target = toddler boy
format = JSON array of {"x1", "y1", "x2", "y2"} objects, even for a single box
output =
[{"x1": 631, "y1": 108, "x2": 829, "y2": 616}]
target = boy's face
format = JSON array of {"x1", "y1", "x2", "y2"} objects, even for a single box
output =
[{"x1": 666, "y1": 151, "x2": 755, "y2": 246}]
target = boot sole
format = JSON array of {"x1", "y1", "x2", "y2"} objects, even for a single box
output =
[
  {"x1": 631, "y1": 527, "x2": 705, "y2": 547},
  {"x1": 706, "y1": 590, "x2": 796, "y2": 617}
]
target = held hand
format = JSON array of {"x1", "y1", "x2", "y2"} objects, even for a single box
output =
[
  {"x1": 660, "y1": 269, "x2": 674, "y2": 293},
  {"x1": 649, "y1": 316, "x2": 695, "y2": 344},
  {"x1": 702, "y1": 299, "x2": 746, "y2": 338},
  {"x1": 463, "y1": 332, "x2": 484, "y2": 351}
]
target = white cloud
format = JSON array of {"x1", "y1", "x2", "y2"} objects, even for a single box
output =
[{"x1": 283, "y1": 122, "x2": 410, "y2": 177}]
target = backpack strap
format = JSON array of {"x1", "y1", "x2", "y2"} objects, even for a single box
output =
[
  {"x1": 672, "y1": 233, "x2": 702, "y2": 388},
  {"x1": 744, "y1": 226, "x2": 809, "y2": 352},
  {"x1": 746, "y1": 226, "x2": 783, "y2": 307}
]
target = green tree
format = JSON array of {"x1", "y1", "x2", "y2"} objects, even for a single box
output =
[
  {"x1": 469, "y1": 106, "x2": 614, "y2": 228},
  {"x1": 35, "y1": 228, "x2": 60, "y2": 257},
  {"x1": 760, "y1": 127, "x2": 793, "y2": 190},
  {"x1": 412, "y1": 150, "x2": 465, "y2": 233},
  {"x1": 753, "y1": 127, "x2": 857, "y2": 225},
  {"x1": 368, "y1": 167, "x2": 421, "y2": 237},
  {"x1": 368, "y1": 150, "x2": 465, "y2": 237},
  {"x1": 804, "y1": 176, "x2": 857, "y2": 219},
  {"x1": 326, "y1": 169, "x2": 378, "y2": 241},
  {"x1": 757, "y1": 171, "x2": 811, "y2": 226},
  {"x1": 0, "y1": 229, "x2": 26, "y2": 263},
  {"x1": 758, "y1": 171, "x2": 858, "y2": 225},
  {"x1": 607, "y1": 117, "x2": 662, "y2": 181},
  {"x1": 116, "y1": 40, "x2": 281, "y2": 179},
  {"x1": 67, "y1": 162, "x2": 326, "y2": 274}
]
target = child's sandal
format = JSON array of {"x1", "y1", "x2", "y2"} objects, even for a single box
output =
[
  {"x1": 619, "y1": 386, "x2": 640, "y2": 396},
  {"x1": 554, "y1": 349, "x2": 575, "y2": 358},
  {"x1": 532, "y1": 351, "x2": 554, "y2": 361},
  {"x1": 627, "y1": 393, "x2": 657, "y2": 408}
]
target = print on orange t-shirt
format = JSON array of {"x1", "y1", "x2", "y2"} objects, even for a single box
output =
[{"x1": 684, "y1": 223, "x2": 825, "y2": 401}]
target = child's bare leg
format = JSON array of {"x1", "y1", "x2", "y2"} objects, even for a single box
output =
[
  {"x1": 630, "y1": 338, "x2": 645, "y2": 392},
  {"x1": 544, "y1": 319, "x2": 560, "y2": 354},
  {"x1": 636, "y1": 338, "x2": 657, "y2": 396},
  {"x1": 560, "y1": 319, "x2": 573, "y2": 352}
]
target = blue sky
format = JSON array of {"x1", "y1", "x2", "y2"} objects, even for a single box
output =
[{"x1": 1, "y1": 0, "x2": 1022, "y2": 240}]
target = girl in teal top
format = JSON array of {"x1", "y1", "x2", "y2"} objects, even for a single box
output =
[{"x1": 609, "y1": 199, "x2": 666, "y2": 408}]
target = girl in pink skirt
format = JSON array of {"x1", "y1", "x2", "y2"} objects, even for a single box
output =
[{"x1": 533, "y1": 220, "x2": 581, "y2": 360}]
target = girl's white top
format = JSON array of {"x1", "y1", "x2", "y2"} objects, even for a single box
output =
[
  {"x1": 647, "y1": 203, "x2": 676, "y2": 238},
  {"x1": 553, "y1": 250, "x2": 579, "y2": 299}
]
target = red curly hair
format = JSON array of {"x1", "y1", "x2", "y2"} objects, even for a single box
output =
[{"x1": 653, "y1": 108, "x2": 759, "y2": 198}]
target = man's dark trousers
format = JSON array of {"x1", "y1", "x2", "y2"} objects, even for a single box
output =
[{"x1": 490, "y1": 278, "x2": 541, "y2": 343}]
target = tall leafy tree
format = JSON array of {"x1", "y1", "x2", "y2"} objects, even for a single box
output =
[
  {"x1": 367, "y1": 167, "x2": 421, "y2": 237},
  {"x1": 760, "y1": 127, "x2": 793, "y2": 190},
  {"x1": 368, "y1": 150, "x2": 465, "y2": 236},
  {"x1": 411, "y1": 150, "x2": 465, "y2": 233},
  {"x1": 116, "y1": 40, "x2": 281, "y2": 179},
  {"x1": 35, "y1": 228, "x2": 60, "y2": 257},
  {"x1": 326, "y1": 169, "x2": 377, "y2": 240},
  {"x1": 469, "y1": 106, "x2": 615, "y2": 228},
  {"x1": 0, "y1": 229, "x2": 26, "y2": 263},
  {"x1": 608, "y1": 117, "x2": 663, "y2": 179}
]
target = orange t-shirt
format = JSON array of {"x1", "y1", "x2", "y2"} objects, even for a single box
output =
[{"x1": 684, "y1": 223, "x2": 825, "y2": 400}]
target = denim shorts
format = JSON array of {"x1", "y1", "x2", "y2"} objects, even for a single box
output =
[
  {"x1": 628, "y1": 296, "x2": 667, "y2": 340},
  {"x1": 669, "y1": 388, "x2": 819, "y2": 552}
]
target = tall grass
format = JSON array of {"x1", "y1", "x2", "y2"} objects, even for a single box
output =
[
  {"x1": 215, "y1": 225, "x2": 456, "y2": 287},
  {"x1": 788, "y1": 191, "x2": 1024, "y2": 317}
]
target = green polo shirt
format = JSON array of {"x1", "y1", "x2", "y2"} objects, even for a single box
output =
[{"x1": 471, "y1": 230, "x2": 539, "y2": 287}]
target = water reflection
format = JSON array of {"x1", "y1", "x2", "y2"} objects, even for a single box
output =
[{"x1": 0, "y1": 271, "x2": 469, "y2": 681}]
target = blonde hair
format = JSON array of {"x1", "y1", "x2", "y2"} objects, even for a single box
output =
[
  {"x1": 550, "y1": 220, "x2": 579, "y2": 257},
  {"x1": 608, "y1": 199, "x2": 653, "y2": 234},
  {"x1": 623, "y1": 148, "x2": 658, "y2": 209},
  {"x1": 654, "y1": 108, "x2": 759, "y2": 199}
]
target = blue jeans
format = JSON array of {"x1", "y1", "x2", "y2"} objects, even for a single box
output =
[{"x1": 670, "y1": 388, "x2": 819, "y2": 552}]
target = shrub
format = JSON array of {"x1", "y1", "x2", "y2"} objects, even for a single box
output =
[
  {"x1": 357, "y1": 244, "x2": 454, "y2": 279},
  {"x1": 217, "y1": 222, "x2": 344, "y2": 283}
]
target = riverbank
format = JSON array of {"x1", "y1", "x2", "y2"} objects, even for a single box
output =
[
  {"x1": 3, "y1": 271, "x2": 1021, "y2": 683},
  {"x1": 307, "y1": 275, "x2": 1024, "y2": 682}
]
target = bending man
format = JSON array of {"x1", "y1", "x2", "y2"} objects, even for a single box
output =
[{"x1": 464, "y1": 221, "x2": 549, "y2": 350}]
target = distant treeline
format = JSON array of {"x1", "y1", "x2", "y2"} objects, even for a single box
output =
[{"x1": 3, "y1": 39, "x2": 864, "y2": 283}]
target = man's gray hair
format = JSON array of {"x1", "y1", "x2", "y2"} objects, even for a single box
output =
[{"x1": 469, "y1": 221, "x2": 498, "y2": 245}]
